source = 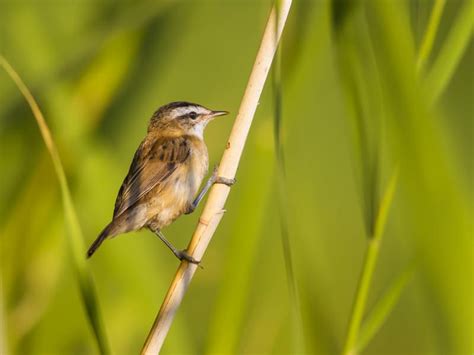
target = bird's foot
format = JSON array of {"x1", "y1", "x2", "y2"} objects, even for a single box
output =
[
  {"x1": 215, "y1": 176, "x2": 236, "y2": 186},
  {"x1": 211, "y1": 165, "x2": 236, "y2": 186},
  {"x1": 175, "y1": 249, "x2": 201, "y2": 265},
  {"x1": 184, "y1": 205, "x2": 195, "y2": 215}
]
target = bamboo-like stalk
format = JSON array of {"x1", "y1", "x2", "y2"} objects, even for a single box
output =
[{"x1": 141, "y1": 1, "x2": 292, "y2": 353}]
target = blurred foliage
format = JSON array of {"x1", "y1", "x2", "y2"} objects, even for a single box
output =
[
  {"x1": 0, "y1": 1, "x2": 472, "y2": 355},
  {"x1": 0, "y1": 55, "x2": 110, "y2": 354}
]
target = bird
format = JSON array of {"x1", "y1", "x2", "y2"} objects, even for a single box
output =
[{"x1": 86, "y1": 101, "x2": 235, "y2": 263}]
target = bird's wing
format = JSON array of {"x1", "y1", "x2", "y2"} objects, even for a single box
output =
[{"x1": 113, "y1": 136, "x2": 191, "y2": 218}]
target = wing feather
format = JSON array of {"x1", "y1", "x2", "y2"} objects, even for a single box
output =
[{"x1": 113, "y1": 136, "x2": 191, "y2": 218}]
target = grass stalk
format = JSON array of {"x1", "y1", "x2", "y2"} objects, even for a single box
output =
[
  {"x1": 272, "y1": 3, "x2": 304, "y2": 351},
  {"x1": 416, "y1": 0, "x2": 446, "y2": 73},
  {"x1": 140, "y1": 1, "x2": 293, "y2": 353},
  {"x1": 356, "y1": 264, "x2": 414, "y2": 353},
  {"x1": 343, "y1": 0, "x2": 464, "y2": 349},
  {"x1": 341, "y1": 0, "x2": 462, "y2": 349},
  {"x1": 0, "y1": 56, "x2": 111, "y2": 355},
  {"x1": 342, "y1": 238, "x2": 379, "y2": 355},
  {"x1": 342, "y1": 168, "x2": 399, "y2": 355},
  {"x1": 424, "y1": 0, "x2": 474, "y2": 104}
]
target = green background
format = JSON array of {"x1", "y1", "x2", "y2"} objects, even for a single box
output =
[{"x1": 0, "y1": 1, "x2": 472, "y2": 354}]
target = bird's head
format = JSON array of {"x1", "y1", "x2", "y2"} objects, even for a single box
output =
[{"x1": 148, "y1": 101, "x2": 228, "y2": 138}]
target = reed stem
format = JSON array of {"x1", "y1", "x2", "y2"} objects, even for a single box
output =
[{"x1": 140, "y1": 1, "x2": 293, "y2": 353}]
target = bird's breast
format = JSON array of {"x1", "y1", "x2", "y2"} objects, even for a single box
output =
[
  {"x1": 148, "y1": 138, "x2": 208, "y2": 228},
  {"x1": 187, "y1": 139, "x2": 209, "y2": 195}
]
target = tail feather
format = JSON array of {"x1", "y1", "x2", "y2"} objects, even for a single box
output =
[{"x1": 87, "y1": 224, "x2": 112, "y2": 258}]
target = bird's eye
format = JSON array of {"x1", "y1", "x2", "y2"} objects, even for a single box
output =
[{"x1": 188, "y1": 112, "x2": 197, "y2": 120}]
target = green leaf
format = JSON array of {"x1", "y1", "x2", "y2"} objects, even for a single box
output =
[
  {"x1": 273, "y1": 3, "x2": 305, "y2": 351},
  {"x1": 417, "y1": 0, "x2": 446, "y2": 73},
  {"x1": 0, "y1": 56, "x2": 111, "y2": 355},
  {"x1": 372, "y1": 167, "x2": 399, "y2": 242},
  {"x1": 341, "y1": 168, "x2": 399, "y2": 355},
  {"x1": 424, "y1": 0, "x2": 474, "y2": 104},
  {"x1": 356, "y1": 264, "x2": 415, "y2": 353}
]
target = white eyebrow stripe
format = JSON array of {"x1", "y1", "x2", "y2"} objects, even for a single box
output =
[{"x1": 172, "y1": 106, "x2": 208, "y2": 117}]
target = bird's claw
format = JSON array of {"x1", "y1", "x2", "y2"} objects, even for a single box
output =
[
  {"x1": 211, "y1": 165, "x2": 236, "y2": 186},
  {"x1": 176, "y1": 249, "x2": 201, "y2": 265},
  {"x1": 215, "y1": 176, "x2": 236, "y2": 186}
]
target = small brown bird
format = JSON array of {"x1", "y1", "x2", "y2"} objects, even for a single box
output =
[{"x1": 87, "y1": 101, "x2": 234, "y2": 263}]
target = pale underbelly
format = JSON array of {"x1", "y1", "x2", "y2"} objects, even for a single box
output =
[{"x1": 146, "y1": 166, "x2": 204, "y2": 230}]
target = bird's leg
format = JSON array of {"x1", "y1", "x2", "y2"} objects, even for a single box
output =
[
  {"x1": 155, "y1": 230, "x2": 200, "y2": 264},
  {"x1": 185, "y1": 173, "x2": 215, "y2": 215},
  {"x1": 185, "y1": 165, "x2": 236, "y2": 214}
]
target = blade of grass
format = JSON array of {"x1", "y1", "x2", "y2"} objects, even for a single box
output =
[
  {"x1": 342, "y1": 167, "x2": 399, "y2": 355},
  {"x1": 416, "y1": 0, "x2": 446, "y2": 73},
  {"x1": 356, "y1": 264, "x2": 415, "y2": 353},
  {"x1": 331, "y1": 5, "x2": 399, "y2": 354},
  {"x1": 424, "y1": 0, "x2": 474, "y2": 105},
  {"x1": 332, "y1": 1, "x2": 380, "y2": 238},
  {"x1": 347, "y1": 2, "x2": 447, "y2": 349},
  {"x1": 367, "y1": 0, "x2": 473, "y2": 351},
  {"x1": 0, "y1": 56, "x2": 111, "y2": 355},
  {"x1": 273, "y1": 0, "x2": 305, "y2": 353},
  {"x1": 344, "y1": 0, "x2": 457, "y2": 348}
]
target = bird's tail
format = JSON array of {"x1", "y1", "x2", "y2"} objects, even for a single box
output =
[{"x1": 87, "y1": 223, "x2": 113, "y2": 258}]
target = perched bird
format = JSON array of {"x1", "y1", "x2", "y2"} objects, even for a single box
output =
[{"x1": 87, "y1": 101, "x2": 234, "y2": 263}]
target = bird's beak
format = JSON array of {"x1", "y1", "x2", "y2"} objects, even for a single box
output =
[{"x1": 208, "y1": 110, "x2": 229, "y2": 119}]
